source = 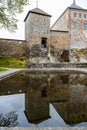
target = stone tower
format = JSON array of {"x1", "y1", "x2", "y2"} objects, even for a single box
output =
[{"x1": 24, "y1": 7, "x2": 51, "y2": 61}]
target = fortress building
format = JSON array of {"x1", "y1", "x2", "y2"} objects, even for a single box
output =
[
  {"x1": 51, "y1": 0, "x2": 87, "y2": 62},
  {"x1": 0, "y1": 0, "x2": 87, "y2": 63}
]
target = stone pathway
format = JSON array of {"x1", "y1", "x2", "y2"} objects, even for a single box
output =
[
  {"x1": 0, "y1": 68, "x2": 87, "y2": 81},
  {"x1": 26, "y1": 68, "x2": 87, "y2": 74},
  {"x1": 0, "y1": 68, "x2": 22, "y2": 81}
]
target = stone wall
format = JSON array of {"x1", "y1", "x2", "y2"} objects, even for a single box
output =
[
  {"x1": 25, "y1": 12, "x2": 51, "y2": 62},
  {"x1": 51, "y1": 9, "x2": 69, "y2": 31},
  {"x1": 25, "y1": 13, "x2": 50, "y2": 41},
  {"x1": 0, "y1": 39, "x2": 27, "y2": 57},
  {"x1": 26, "y1": 34, "x2": 50, "y2": 59},
  {"x1": 50, "y1": 30, "x2": 70, "y2": 62},
  {"x1": 69, "y1": 30, "x2": 87, "y2": 62},
  {"x1": 27, "y1": 34, "x2": 50, "y2": 48},
  {"x1": 69, "y1": 8, "x2": 87, "y2": 31},
  {"x1": 50, "y1": 30, "x2": 69, "y2": 49}
]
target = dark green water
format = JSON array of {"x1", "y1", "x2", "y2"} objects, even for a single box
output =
[{"x1": 0, "y1": 71, "x2": 87, "y2": 127}]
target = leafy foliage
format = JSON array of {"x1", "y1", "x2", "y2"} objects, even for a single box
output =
[
  {"x1": 0, "y1": 0, "x2": 29, "y2": 31},
  {"x1": 0, "y1": 111, "x2": 18, "y2": 127}
]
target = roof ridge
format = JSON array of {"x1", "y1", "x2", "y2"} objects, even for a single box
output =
[
  {"x1": 69, "y1": 0, "x2": 83, "y2": 9},
  {"x1": 24, "y1": 7, "x2": 51, "y2": 21},
  {"x1": 30, "y1": 7, "x2": 51, "y2": 16}
]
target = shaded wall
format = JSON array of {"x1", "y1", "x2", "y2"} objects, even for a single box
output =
[
  {"x1": 0, "y1": 39, "x2": 27, "y2": 57},
  {"x1": 69, "y1": 30, "x2": 87, "y2": 62},
  {"x1": 25, "y1": 13, "x2": 51, "y2": 59},
  {"x1": 50, "y1": 30, "x2": 70, "y2": 62}
]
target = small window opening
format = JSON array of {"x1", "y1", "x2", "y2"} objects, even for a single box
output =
[
  {"x1": 41, "y1": 38, "x2": 47, "y2": 48},
  {"x1": 74, "y1": 12, "x2": 77, "y2": 17},
  {"x1": 84, "y1": 14, "x2": 86, "y2": 19},
  {"x1": 84, "y1": 23, "x2": 87, "y2": 30},
  {"x1": 73, "y1": 22, "x2": 78, "y2": 28},
  {"x1": 79, "y1": 13, "x2": 82, "y2": 18}
]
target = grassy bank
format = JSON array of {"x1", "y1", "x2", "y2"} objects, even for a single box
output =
[
  {"x1": 0, "y1": 67, "x2": 7, "y2": 72},
  {"x1": 0, "y1": 57, "x2": 26, "y2": 68}
]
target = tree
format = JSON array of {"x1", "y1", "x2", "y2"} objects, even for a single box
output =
[
  {"x1": 0, "y1": 0, "x2": 29, "y2": 32},
  {"x1": 0, "y1": 111, "x2": 19, "y2": 127}
]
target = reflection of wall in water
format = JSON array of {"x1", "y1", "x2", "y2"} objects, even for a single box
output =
[
  {"x1": 1, "y1": 72, "x2": 87, "y2": 125},
  {"x1": 0, "y1": 73, "x2": 69, "y2": 101},
  {"x1": 52, "y1": 73, "x2": 87, "y2": 126},
  {"x1": 53, "y1": 101, "x2": 87, "y2": 126},
  {"x1": 69, "y1": 73, "x2": 87, "y2": 103},
  {"x1": 24, "y1": 93, "x2": 50, "y2": 124},
  {"x1": 69, "y1": 84, "x2": 86, "y2": 103}
]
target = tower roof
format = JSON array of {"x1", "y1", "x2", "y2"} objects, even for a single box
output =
[
  {"x1": 69, "y1": 0, "x2": 83, "y2": 9},
  {"x1": 51, "y1": 0, "x2": 87, "y2": 29},
  {"x1": 24, "y1": 7, "x2": 51, "y2": 22}
]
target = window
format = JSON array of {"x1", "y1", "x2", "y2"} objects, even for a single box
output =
[
  {"x1": 42, "y1": 28, "x2": 47, "y2": 33},
  {"x1": 41, "y1": 38, "x2": 47, "y2": 48},
  {"x1": 73, "y1": 22, "x2": 78, "y2": 28},
  {"x1": 79, "y1": 13, "x2": 82, "y2": 18},
  {"x1": 34, "y1": 26, "x2": 38, "y2": 32},
  {"x1": 84, "y1": 23, "x2": 87, "y2": 30},
  {"x1": 74, "y1": 12, "x2": 77, "y2": 17},
  {"x1": 84, "y1": 14, "x2": 86, "y2": 19},
  {"x1": 43, "y1": 18, "x2": 45, "y2": 22}
]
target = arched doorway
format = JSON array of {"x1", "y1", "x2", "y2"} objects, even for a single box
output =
[{"x1": 60, "y1": 50, "x2": 69, "y2": 62}]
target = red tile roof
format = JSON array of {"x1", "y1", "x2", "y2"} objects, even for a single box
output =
[{"x1": 24, "y1": 8, "x2": 51, "y2": 21}]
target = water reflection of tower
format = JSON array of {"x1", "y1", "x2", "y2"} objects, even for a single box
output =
[{"x1": 24, "y1": 92, "x2": 50, "y2": 125}]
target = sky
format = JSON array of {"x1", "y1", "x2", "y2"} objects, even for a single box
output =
[{"x1": 0, "y1": 0, "x2": 87, "y2": 40}]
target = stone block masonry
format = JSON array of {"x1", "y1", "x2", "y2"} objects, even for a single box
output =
[
  {"x1": 0, "y1": 39, "x2": 27, "y2": 57},
  {"x1": 1, "y1": 1, "x2": 87, "y2": 63},
  {"x1": 50, "y1": 30, "x2": 69, "y2": 50},
  {"x1": 50, "y1": 30, "x2": 70, "y2": 62},
  {"x1": 69, "y1": 30, "x2": 87, "y2": 62}
]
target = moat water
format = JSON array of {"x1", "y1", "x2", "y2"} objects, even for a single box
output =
[{"x1": 0, "y1": 71, "x2": 87, "y2": 127}]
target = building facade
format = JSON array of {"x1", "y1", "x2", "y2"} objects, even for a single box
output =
[
  {"x1": 24, "y1": 8, "x2": 51, "y2": 62},
  {"x1": 51, "y1": 0, "x2": 87, "y2": 62},
  {"x1": 0, "y1": 0, "x2": 87, "y2": 63}
]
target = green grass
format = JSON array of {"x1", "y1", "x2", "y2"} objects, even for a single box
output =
[
  {"x1": 0, "y1": 67, "x2": 7, "y2": 72},
  {"x1": 0, "y1": 57, "x2": 26, "y2": 68}
]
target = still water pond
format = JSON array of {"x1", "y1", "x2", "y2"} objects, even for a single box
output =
[{"x1": 0, "y1": 71, "x2": 87, "y2": 127}]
